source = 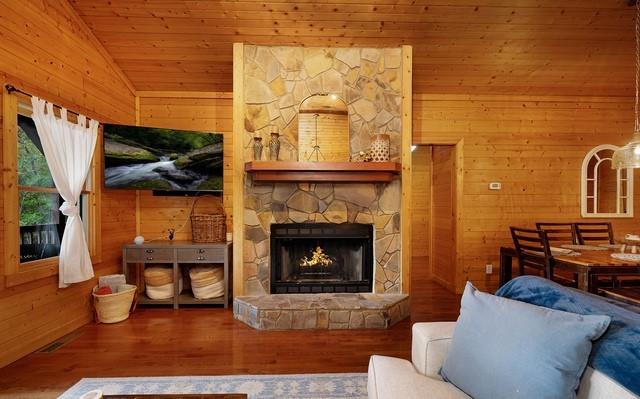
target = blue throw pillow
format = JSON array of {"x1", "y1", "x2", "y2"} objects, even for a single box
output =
[{"x1": 441, "y1": 282, "x2": 611, "y2": 399}]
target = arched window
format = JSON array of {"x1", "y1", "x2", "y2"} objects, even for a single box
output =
[{"x1": 581, "y1": 144, "x2": 634, "y2": 217}]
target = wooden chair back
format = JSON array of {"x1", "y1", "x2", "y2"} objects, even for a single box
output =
[
  {"x1": 535, "y1": 222, "x2": 577, "y2": 245},
  {"x1": 575, "y1": 222, "x2": 615, "y2": 245},
  {"x1": 510, "y1": 227, "x2": 554, "y2": 279}
]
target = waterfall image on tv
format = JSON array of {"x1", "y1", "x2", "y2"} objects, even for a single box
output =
[{"x1": 103, "y1": 124, "x2": 223, "y2": 192}]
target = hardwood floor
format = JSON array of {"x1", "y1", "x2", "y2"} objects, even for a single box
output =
[{"x1": 0, "y1": 279, "x2": 460, "y2": 398}]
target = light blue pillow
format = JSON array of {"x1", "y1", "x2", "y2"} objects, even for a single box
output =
[{"x1": 441, "y1": 282, "x2": 611, "y2": 399}]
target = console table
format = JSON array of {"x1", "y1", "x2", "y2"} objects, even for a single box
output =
[{"x1": 122, "y1": 241, "x2": 231, "y2": 309}]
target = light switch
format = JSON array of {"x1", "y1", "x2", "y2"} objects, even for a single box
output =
[{"x1": 488, "y1": 182, "x2": 502, "y2": 190}]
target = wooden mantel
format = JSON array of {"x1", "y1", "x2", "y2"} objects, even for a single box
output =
[{"x1": 244, "y1": 161, "x2": 401, "y2": 182}]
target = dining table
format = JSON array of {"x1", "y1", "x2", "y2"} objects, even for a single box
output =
[{"x1": 499, "y1": 246, "x2": 640, "y2": 293}]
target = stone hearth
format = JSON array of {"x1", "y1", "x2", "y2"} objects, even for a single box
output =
[{"x1": 233, "y1": 293, "x2": 409, "y2": 330}]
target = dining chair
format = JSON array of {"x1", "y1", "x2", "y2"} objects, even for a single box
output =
[
  {"x1": 535, "y1": 222, "x2": 577, "y2": 245},
  {"x1": 574, "y1": 222, "x2": 615, "y2": 245},
  {"x1": 510, "y1": 227, "x2": 554, "y2": 279},
  {"x1": 510, "y1": 227, "x2": 577, "y2": 287},
  {"x1": 575, "y1": 222, "x2": 624, "y2": 288},
  {"x1": 536, "y1": 222, "x2": 579, "y2": 282}
]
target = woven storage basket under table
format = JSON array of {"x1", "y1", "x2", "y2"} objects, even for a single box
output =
[
  {"x1": 190, "y1": 195, "x2": 226, "y2": 243},
  {"x1": 92, "y1": 284, "x2": 137, "y2": 324},
  {"x1": 144, "y1": 266, "x2": 173, "y2": 286},
  {"x1": 190, "y1": 266, "x2": 224, "y2": 299}
]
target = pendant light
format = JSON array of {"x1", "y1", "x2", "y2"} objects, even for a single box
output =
[{"x1": 612, "y1": 0, "x2": 640, "y2": 169}]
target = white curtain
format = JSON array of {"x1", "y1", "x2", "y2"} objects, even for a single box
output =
[{"x1": 30, "y1": 97, "x2": 99, "y2": 288}]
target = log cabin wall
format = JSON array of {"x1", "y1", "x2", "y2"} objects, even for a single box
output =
[
  {"x1": 69, "y1": 0, "x2": 638, "y2": 295},
  {"x1": 136, "y1": 93, "x2": 234, "y2": 240},
  {"x1": 70, "y1": 1, "x2": 634, "y2": 98},
  {"x1": 414, "y1": 94, "x2": 640, "y2": 293},
  {"x1": 133, "y1": 93, "x2": 640, "y2": 296},
  {"x1": 0, "y1": 0, "x2": 136, "y2": 368}
]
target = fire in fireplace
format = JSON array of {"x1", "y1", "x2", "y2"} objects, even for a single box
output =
[{"x1": 270, "y1": 223, "x2": 374, "y2": 293}]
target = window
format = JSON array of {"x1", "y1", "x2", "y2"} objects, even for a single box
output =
[
  {"x1": 3, "y1": 92, "x2": 100, "y2": 283},
  {"x1": 581, "y1": 144, "x2": 634, "y2": 218}
]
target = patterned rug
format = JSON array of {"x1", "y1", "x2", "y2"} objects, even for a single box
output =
[{"x1": 59, "y1": 373, "x2": 368, "y2": 399}]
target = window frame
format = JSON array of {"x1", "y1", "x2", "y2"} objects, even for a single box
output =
[
  {"x1": 2, "y1": 91, "x2": 102, "y2": 287},
  {"x1": 580, "y1": 144, "x2": 634, "y2": 218}
]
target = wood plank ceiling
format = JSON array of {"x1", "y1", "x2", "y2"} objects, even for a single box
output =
[{"x1": 69, "y1": 0, "x2": 635, "y2": 96}]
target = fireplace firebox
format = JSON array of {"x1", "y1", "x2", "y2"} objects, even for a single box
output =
[{"x1": 270, "y1": 223, "x2": 374, "y2": 294}]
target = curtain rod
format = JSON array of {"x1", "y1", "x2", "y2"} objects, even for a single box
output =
[{"x1": 5, "y1": 84, "x2": 86, "y2": 119}]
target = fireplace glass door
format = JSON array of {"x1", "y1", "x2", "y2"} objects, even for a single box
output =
[{"x1": 271, "y1": 223, "x2": 374, "y2": 293}]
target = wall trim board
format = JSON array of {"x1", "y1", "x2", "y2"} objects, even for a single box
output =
[
  {"x1": 401, "y1": 45, "x2": 413, "y2": 294},
  {"x1": 232, "y1": 43, "x2": 245, "y2": 297},
  {"x1": 136, "y1": 91, "x2": 232, "y2": 99},
  {"x1": 134, "y1": 97, "x2": 141, "y2": 236},
  {"x1": 454, "y1": 139, "x2": 465, "y2": 294},
  {"x1": 414, "y1": 93, "x2": 635, "y2": 103},
  {"x1": 2, "y1": 91, "x2": 18, "y2": 277}
]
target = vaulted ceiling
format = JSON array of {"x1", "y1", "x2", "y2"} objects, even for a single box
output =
[{"x1": 70, "y1": 0, "x2": 635, "y2": 96}]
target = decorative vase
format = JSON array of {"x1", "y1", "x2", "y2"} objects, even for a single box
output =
[
  {"x1": 253, "y1": 136, "x2": 263, "y2": 160},
  {"x1": 269, "y1": 132, "x2": 281, "y2": 161},
  {"x1": 370, "y1": 134, "x2": 391, "y2": 162}
]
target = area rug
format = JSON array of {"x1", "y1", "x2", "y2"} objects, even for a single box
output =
[{"x1": 59, "y1": 373, "x2": 368, "y2": 399}]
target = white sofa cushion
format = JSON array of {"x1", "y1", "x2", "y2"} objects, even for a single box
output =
[
  {"x1": 578, "y1": 367, "x2": 639, "y2": 399},
  {"x1": 412, "y1": 321, "x2": 455, "y2": 379},
  {"x1": 368, "y1": 355, "x2": 470, "y2": 399}
]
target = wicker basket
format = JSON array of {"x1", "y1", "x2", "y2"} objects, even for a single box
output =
[
  {"x1": 144, "y1": 266, "x2": 173, "y2": 286},
  {"x1": 190, "y1": 266, "x2": 224, "y2": 288},
  {"x1": 190, "y1": 195, "x2": 226, "y2": 243},
  {"x1": 92, "y1": 284, "x2": 137, "y2": 324}
]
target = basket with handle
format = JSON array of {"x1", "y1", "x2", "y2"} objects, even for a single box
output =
[
  {"x1": 190, "y1": 195, "x2": 226, "y2": 243},
  {"x1": 92, "y1": 284, "x2": 137, "y2": 324}
]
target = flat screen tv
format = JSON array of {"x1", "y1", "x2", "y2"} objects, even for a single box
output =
[{"x1": 103, "y1": 124, "x2": 223, "y2": 193}]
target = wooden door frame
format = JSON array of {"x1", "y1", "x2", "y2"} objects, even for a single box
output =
[{"x1": 414, "y1": 140, "x2": 464, "y2": 294}]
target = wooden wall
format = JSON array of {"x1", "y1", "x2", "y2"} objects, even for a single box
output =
[
  {"x1": 70, "y1": 1, "x2": 635, "y2": 97},
  {"x1": 131, "y1": 91, "x2": 640, "y2": 296},
  {"x1": 414, "y1": 94, "x2": 640, "y2": 293},
  {"x1": 67, "y1": 0, "x2": 638, "y2": 295},
  {"x1": 137, "y1": 93, "x2": 233, "y2": 241},
  {"x1": 0, "y1": 0, "x2": 136, "y2": 368}
]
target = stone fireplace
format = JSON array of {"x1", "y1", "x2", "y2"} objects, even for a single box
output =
[
  {"x1": 244, "y1": 180, "x2": 400, "y2": 295},
  {"x1": 238, "y1": 44, "x2": 407, "y2": 296},
  {"x1": 270, "y1": 223, "x2": 374, "y2": 294}
]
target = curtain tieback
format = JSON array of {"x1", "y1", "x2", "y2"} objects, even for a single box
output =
[{"x1": 60, "y1": 201, "x2": 79, "y2": 217}]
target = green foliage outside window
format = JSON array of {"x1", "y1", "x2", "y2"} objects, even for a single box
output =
[
  {"x1": 19, "y1": 192, "x2": 58, "y2": 227},
  {"x1": 17, "y1": 119, "x2": 58, "y2": 227},
  {"x1": 17, "y1": 124, "x2": 54, "y2": 187}
]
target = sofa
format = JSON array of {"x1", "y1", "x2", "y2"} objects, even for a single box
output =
[{"x1": 368, "y1": 322, "x2": 638, "y2": 399}]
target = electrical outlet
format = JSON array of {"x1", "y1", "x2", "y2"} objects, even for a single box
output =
[{"x1": 485, "y1": 264, "x2": 493, "y2": 274}]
